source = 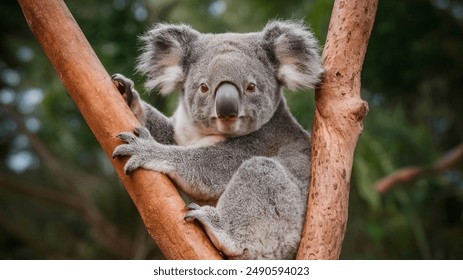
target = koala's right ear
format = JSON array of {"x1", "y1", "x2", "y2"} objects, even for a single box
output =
[
  {"x1": 137, "y1": 23, "x2": 200, "y2": 95},
  {"x1": 262, "y1": 20, "x2": 323, "y2": 91}
]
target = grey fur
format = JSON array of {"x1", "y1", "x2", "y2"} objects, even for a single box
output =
[{"x1": 112, "y1": 20, "x2": 323, "y2": 259}]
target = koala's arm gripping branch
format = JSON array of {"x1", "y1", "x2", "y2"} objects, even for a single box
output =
[
  {"x1": 296, "y1": 0, "x2": 377, "y2": 259},
  {"x1": 18, "y1": 0, "x2": 222, "y2": 260}
]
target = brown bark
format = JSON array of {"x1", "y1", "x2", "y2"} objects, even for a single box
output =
[
  {"x1": 18, "y1": 0, "x2": 221, "y2": 260},
  {"x1": 297, "y1": 0, "x2": 377, "y2": 259}
]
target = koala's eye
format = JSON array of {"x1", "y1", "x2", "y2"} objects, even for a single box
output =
[
  {"x1": 246, "y1": 83, "x2": 256, "y2": 93},
  {"x1": 200, "y1": 83, "x2": 209, "y2": 93}
]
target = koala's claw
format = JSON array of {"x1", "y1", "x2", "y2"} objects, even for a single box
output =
[
  {"x1": 111, "y1": 73, "x2": 134, "y2": 106},
  {"x1": 124, "y1": 157, "x2": 140, "y2": 175},
  {"x1": 112, "y1": 130, "x2": 144, "y2": 159},
  {"x1": 187, "y1": 203, "x2": 201, "y2": 210},
  {"x1": 115, "y1": 127, "x2": 151, "y2": 145},
  {"x1": 112, "y1": 143, "x2": 136, "y2": 159},
  {"x1": 184, "y1": 203, "x2": 201, "y2": 221},
  {"x1": 134, "y1": 126, "x2": 151, "y2": 139},
  {"x1": 116, "y1": 132, "x2": 138, "y2": 143},
  {"x1": 184, "y1": 211, "x2": 198, "y2": 222},
  {"x1": 184, "y1": 212, "x2": 194, "y2": 222},
  {"x1": 112, "y1": 127, "x2": 161, "y2": 175},
  {"x1": 112, "y1": 140, "x2": 143, "y2": 175}
]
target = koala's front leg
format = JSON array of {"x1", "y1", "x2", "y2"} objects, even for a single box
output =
[
  {"x1": 113, "y1": 127, "x2": 244, "y2": 201},
  {"x1": 112, "y1": 74, "x2": 174, "y2": 145}
]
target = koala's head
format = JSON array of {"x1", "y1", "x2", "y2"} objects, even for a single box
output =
[{"x1": 137, "y1": 20, "x2": 322, "y2": 137}]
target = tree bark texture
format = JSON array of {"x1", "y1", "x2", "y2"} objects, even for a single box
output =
[
  {"x1": 18, "y1": 0, "x2": 222, "y2": 260},
  {"x1": 296, "y1": 0, "x2": 377, "y2": 259}
]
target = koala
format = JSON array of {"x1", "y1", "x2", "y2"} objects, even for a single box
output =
[{"x1": 111, "y1": 20, "x2": 323, "y2": 259}]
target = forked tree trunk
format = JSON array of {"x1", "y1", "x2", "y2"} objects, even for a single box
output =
[{"x1": 19, "y1": 0, "x2": 376, "y2": 259}]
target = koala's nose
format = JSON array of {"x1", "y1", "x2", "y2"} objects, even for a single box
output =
[{"x1": 215, "y1": 82, "x2": 240, "y2": 120}]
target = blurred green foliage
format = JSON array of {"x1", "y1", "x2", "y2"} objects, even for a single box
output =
[{"x1": 0, "y1": 0, "x2": 462, "y2": 259}]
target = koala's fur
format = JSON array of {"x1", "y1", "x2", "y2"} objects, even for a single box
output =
[{"x1": 112, "y1": 20, "x2": 323, "y2": 259}]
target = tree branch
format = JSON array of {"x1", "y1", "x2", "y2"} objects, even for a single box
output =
[
  {"x1": 18, "y1": 0, "x2": 221, "y2": 259},
  {"x1": 297, "y1": 0, "x2": 377, "y2": 259},
  {"x1": 376, "y1": 142, "x2": 463, "y2": 193}
]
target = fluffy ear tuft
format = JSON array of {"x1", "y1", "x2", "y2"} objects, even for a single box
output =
[
  {"x1": 136, "y1": 23, "x2": 200, "y2": 95},
  {"x1": 262, "y1": 20, "x2": 323, "y2": 91}
]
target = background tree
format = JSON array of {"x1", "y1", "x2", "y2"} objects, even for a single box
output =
[{"x1": 1, "y1": 0, "x2": 462, "y2": 259}]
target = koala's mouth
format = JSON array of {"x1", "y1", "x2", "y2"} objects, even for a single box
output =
[
  {"x1": 209, "y1": 115, "x2": 253, "y2": 137},
  {"x1": 215, "y1": 118, "x2": 241, "y2": 135}
]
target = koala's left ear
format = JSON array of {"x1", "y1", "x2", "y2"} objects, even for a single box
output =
[
  {"x1": 137, "y1": 23, "x2": 200, "y2": 95},
  {"x1": 262, "y1": 20, "x2": 323, "y2": 91}
]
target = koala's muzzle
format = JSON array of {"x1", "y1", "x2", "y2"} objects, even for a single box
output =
[{"x1": 215, "y1": 82, "x2": 240, "y2": 120}]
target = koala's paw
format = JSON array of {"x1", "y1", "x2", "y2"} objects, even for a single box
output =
[
  {"x1": 184, "y1": 203, "x2": 202, "y2": 221},
  {"x1": 112, "y1": 126, "x2": 156, "y2": 175},
  {"x1": 111, "y1": 73, "x2": 135, "y2": 106}
]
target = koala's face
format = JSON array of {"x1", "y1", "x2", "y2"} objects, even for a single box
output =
[
  {"x1": 137, "y1": 21, "x2": 322, "y2": 137},
  {"x1": 181, "y1": 34, "x2": 281, "y2": 137}
]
